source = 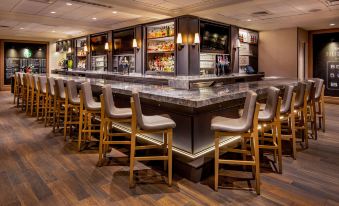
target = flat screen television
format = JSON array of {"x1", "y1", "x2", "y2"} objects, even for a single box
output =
[
  {"x1": 90, "y1": 34, "x2": 108, "y2": 56},
  {"x1": 200, "y1": 21, "x2": 229, "y2": 54},
  {"x1": 113, "y1": 29, "x2": 134, "y2": 54}
]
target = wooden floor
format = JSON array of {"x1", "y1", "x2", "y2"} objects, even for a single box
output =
[{"x1": 1, "y1": 91, "x2": 339, "y2": 206}]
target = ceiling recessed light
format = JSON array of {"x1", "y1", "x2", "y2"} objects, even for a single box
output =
[
  {"x1": 20, "y1": 27, "x2": 24, "y2": 30},
  {"x1": 92, "y1": 17, "x2": 97, "y2": 20},
  {"x1": 247, "y1": 19, "x2": 252, "y2": 22},
  {"x1": 112, "y1": 11, "x2": 117, "y2": 14},
  {"x1": 52, "y1": 30, "x2": 56, "y2": 33},
  {"x1": 50, "y1": 11, "x2": 56, "y2": 14},
  {"x1": 66, "y1": 2, "x2": 72, "y2": 6},
  {"x1": 330, "y1": 23, "x2": 336, "y2": 26}
]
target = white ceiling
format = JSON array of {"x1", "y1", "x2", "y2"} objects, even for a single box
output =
[{"x1": 0, "y1": 0, "x2": 338, "y2": 41}]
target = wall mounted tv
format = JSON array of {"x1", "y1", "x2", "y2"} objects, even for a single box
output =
[
  {"x1": 113, "y1": 29, "x2": 134, "y2": 54},
  {"x1": 200, "y1": 21, "x2": 229, "y2": 54},
  {"x1": 90, "y1": 34, "x2": 108, "y2": 56}
]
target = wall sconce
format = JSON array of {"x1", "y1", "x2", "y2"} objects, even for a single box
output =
[
  {"x1": 177, "y1": 33, "x2": 184, "y2": 50},
  {"x1": 132, "y1": 38, "x2": 139, "y2": 51},
  {"x1": 84, "y1": 44, "x2": 88, "y2": 53},
  {"x1": 67, "y1": 47, "x2": 72, "y2": 53},
  {"x1": 192, "y1": 33, "x2": 200, "y2": 47},
  {"x1": 235, "y1": 38, "x2": 241, "y2": 49},
  {"x1": 104, "y1": 42, "x2": 109, "y2": 50}
]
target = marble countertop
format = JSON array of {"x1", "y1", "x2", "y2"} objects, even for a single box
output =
[
  {"x1": 65, "y1": 70, "x2": 263, "y2": 81},
  {"x1": 50, "y1": 74, "x2": 297, "y2": 108}
]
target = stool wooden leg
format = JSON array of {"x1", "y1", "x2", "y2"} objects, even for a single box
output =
[
  {"x1": 167, "y1": 129, "x2": 172, "y2": 187},
  {"x1": 129, "y1": 131, "x2": 136, "y2": 188},
  {"x1": 214, "y1": 133, "x2": 219, "y2": 191},
  {"x1": 30, "y1": 91, "x2": 34, "y2": 116},
  {"x1": 303, "y1": 108, "x2": 308, "y2": 148},
  {"x1": 44, "y1": 96, "x2": 49, "y2": 127},
  {"x1": 64, "y1": 102, "x2": 68, "y2": 141},
  {"x1": 272, "y1": 124, "x2": 277, "y2": 163},
  {"x1": 88, "y1": 112, "x2": 92, "y2": 141},
  {"x1": 36, "y1": 93, "x2": 40, "y2": 119},
  {"x1": 78, "y1": 110, "x2": 83, "y2": 152},
  {"x1": 163, "y1": 132, "x2": 168, "y2": 171},
  {"x1": 291, "y1": 114, "x2": 297, "y2": 160},
  {"x1": 26, "y1": 89, "x2": 29, "y2": 114},
  {"x1": 98, "y1": 118, "x2": 105, "y2": 164},
  {"x1": 277, "y1": 122, "x2": 282, "y2": 174},
  {"x1": 321, "y1": 100, "x2": 325, "y2": 133},
  {"x1": 253, "y1": 131, "x2": 260, "y2": 195}
]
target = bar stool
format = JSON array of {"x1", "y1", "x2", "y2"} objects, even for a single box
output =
[
  {"x1": 29, "y1": 75, "x2": 39, "y2": 116},
  {"x1": 64, "y1": 80, "x2": 81, "y2": 141},
  {"x1": 314, "y1": 78, "x2": 325, "y2": 132},
  {"x1": 98, "y1": 85, "x2": 132, "y2": 165},
  {"x1": 17, "y1": 73, "x2": 25, "y2": 108},
  {"x1": 21, "y1": 73, "x2": 29, "y2": 111},
  {"x1": 13, "y1": 72, "x2": 19, "y2": 104},
  {"x1": 78, "y1": 82, "x2": 101, "y2": 151},
  {"x1": 211, "y1": 91, "x2": 260, "y2": 194},
  {"x1": 258, "y1": 87, "x2": 282, "y2": 173},
  {"x1": 53, "y1": 79, "x2": 66, "y2": 132},
  {"x1": 36, "y1": 76, "x2": 47, "y2": 121},
  {"x1": 45, "y1": 77, "x2": 55, "y2": 127},
  {"x1": 25, "y1": 73, "x2": 34, "y2": 115},
  {"x1": 280, "y1": 85, "x2": 297, "y2": 159},
  {"x1": 306, "y1": 81, "x2": 317, "y2": 139},
  {"x1": 294, "y1": 82, "x2": 308, "y2": 148},
  {"x1": 129, "y1": 92, "x2": 175, "y2": 187}
]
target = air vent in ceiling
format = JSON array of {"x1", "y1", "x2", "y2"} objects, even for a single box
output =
[
  {"x1": 309, "y1": 9, "x2": 322, "y2": 12},
  {"x1": 252, "y1": 11, "x2": 271, "y2": 16},
  {"x1": 28, "y1": 0, "x2": 56, "y2": 3},
  {"x1": 70, "y1": 0, "x2": 113, "y2": 8},
  {"x1": 0, "y1": 25, "x2": 10, "y2": 28}
]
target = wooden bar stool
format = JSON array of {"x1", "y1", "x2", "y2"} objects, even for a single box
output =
[
  {"x1": 78, "y1": 82, "x2": 101, "y2": 151},
  {"x1": 129, "y1": 92, "x2": 176, "y2": 187},
  {"x1": 211, "y1": 91, "x2": 260, "y2": 194},
  {"x1": 258, "y1": 87, "x2": 283, "y2": 174},
  {"x1": 294, "y1": 82, "x2": 308, "y2": 148},
  {"x1": 98, "y1": 85, "x2": 132, "y2": 165},
  {"x1": 280, "y1": 85, "x2": 297, "y2": 159},
  {"x1": 21, "y1": 73, "x2": 29, "y2": 111},
  {"x1": 36, "y1": 76, "x2": 47, "y2": 121},
  {"x1": 64, "y1": 80, "x2": 81, "y2": 141},
  {"x1": 25, "y1": 73, "x2": 34, "y2": 115},
  {"x1": 45, "y1": 77, "x2": 55, "y2": 127},
  {"x1": 17, "y1": 73, "x2": 25, "y2": 108},
  {"x1": 29, "y1": 75, "x2": 38, "y2": 116},
  {"x1": 314, "y1": 78, "x2": 325, "y2": 132},
  {"x1": 13, "y1": 72, "x2": 19, "y2": 104},
  {"x1": 53, "y1": 79, "x2": 66, "y2": 132},
  {"x1": 306, "y1": 81, "x2": 317, "y2": 139}
]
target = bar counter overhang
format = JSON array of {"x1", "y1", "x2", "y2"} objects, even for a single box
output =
[{"x1": 50, "y1": 72, "x2": 297, "y2": 180}]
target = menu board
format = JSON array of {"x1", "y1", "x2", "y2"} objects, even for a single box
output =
[
  {"x1": 327, "y1": 62, "x2": 339, "y2": 90},
  {"x1": 313, "y1": 32, "x2": 339, "y2": 97}
]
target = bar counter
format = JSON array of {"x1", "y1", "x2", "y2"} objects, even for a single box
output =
[
  {"x1": 50, "y1": 73, "x2": 297, "y2": 181},
  {"x1": 56, "y1": 70, "x2": 265, "y2": 89}
]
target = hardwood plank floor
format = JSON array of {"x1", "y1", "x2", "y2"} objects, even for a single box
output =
[{"x1": 1, "y1": 91, "x2": 339, "y2": 206}]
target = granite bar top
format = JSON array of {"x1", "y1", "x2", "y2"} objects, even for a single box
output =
[
  {"x1": 50, "y1": 74, "x2": 297, "y2": 108},
  {"x1": 65, "y1": 70, "x2": 263, "y2": 84}
]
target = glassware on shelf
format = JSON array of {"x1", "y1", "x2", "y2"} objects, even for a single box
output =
[{"x1": 148, "y1": 53, "x2": 174, "y2": 73}]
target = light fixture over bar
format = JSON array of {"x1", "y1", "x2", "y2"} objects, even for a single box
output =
[
  {"x1": 132, "y1": 38, "x2": 139, "y2": 50},
  {"x1": 192, "y1": 32, "x2": 200, "y2": 47},
  {"x1": 177, "y1": 33, "x2": 184, "y2": 50},
  {"x1": 104, "y1": 42, "x2": 109, "y2": 50},
  {"x1": 84, "y1": 44, "x2": 88, "y2": 52}
]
